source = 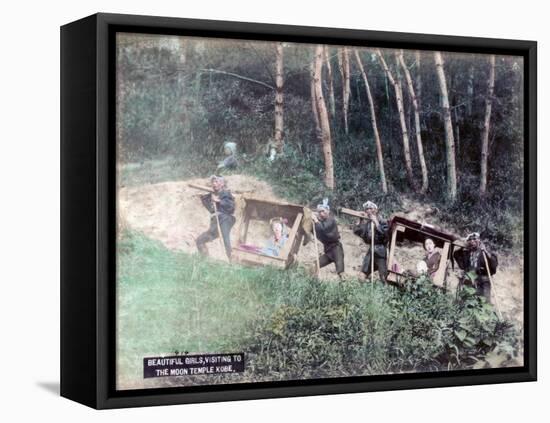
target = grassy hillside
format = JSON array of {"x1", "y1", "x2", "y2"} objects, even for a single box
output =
[{"x1": 117, "y1": 231, "x2": 520, "y2": 388}]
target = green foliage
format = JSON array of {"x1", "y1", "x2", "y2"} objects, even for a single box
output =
[
  {"x1": 241, "y1": 137, "x2": 404, "y2": 216},
  {"x1": 243, "y1": 274, "x2": 519, "y2": 379},
  {"x1": 116, "y1": 230, "x2": 277, "y2": 381},
  {"x1": 438, "y1": 171, "x2": 523, "y2": 248},
  {"x1": 117, "y1": 232, "x2": 518, "y2": 385},
  {"x1": 242, "y1": 142, "x2": 327, "y2": 204}
]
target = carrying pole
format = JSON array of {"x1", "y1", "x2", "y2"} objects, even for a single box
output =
[
  {"x1": 311, "y1": 215, "x2": 321, "y2": 278},
  {"x1": 483, "y1": 251, "x2": 502, "y2": 319},
  {"x1": 340, "y1": 207, "x2": 368, "y2": 219},
  {"x1": 212, "y1": 201, "x2": 230, "y2": 263},
  {"x1": 188, "y1": 182, "x2": 253, "y2": 195},
  {"x1": 371, "y1": 220, "x2": 375, "y2": 285}
]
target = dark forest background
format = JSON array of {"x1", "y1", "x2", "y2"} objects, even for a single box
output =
[{"x1": 116, "y1": 34, "x2": 524, "y2": 249}]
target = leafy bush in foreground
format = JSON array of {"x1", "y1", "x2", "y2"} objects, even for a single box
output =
[{"x1": 244, "y1": 275, "x2": 519, "y2": 380}]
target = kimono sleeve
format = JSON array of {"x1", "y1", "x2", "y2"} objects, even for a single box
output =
[
  {"x1": 219, "y1": 191, "x2": 236, "y2": 214},
  {"x1": 353, "y1": 222, "x2": 367, "y2": 237},
  {"x1": 453, "y1": 248, "x2": 468, "y2": 270},
  {"x1": 485, "y1": 251, "x2": 498, "y2": 275},
  {"x1": 317, "y1": 216, "x2": 336, "y2": 233},
  {"x1": 377, "y1": 219, "x2": 390, "y2": 242},
  {"x1": 200, "y1": 193, "x2": 215, "y2": 213}
]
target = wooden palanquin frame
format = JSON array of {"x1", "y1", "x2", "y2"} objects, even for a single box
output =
[
  {"x1": 232, "y1": 197, "x2": 305, "y2": 268},
  {"x1": 386, "y1": 215, "x2": 461, "y2": 287}
]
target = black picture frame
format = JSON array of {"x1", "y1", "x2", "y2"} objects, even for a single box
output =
[{"x1": 60, "y1": 12, "x2": 537, "y2": 409}]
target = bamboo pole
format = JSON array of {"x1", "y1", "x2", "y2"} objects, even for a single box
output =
[
  {"x1": 313, "y1": 45, "x2": 335, "y2": 190},
  {"x1": 274, "y1": 42, "x2": 285, "y2": 154},
  {"x1": 324, "y1": 46, "x2": 336, "y2": 118},
  {"x1": 434, "y1": 51, "x2": 457, "y2": 202},
  {"x1": 353, "y1": 49, "x2": 388, "y2": 194},
  {"x1": 370, "y1": 220, "x2": 374, "y2": 286},
  {"x1": 376, "y1": 49, "x2": 417, "y2": 192},
  {"x1": 311, "y1": 217, "x2": 321, "y2": 278},
  {"x1": 480, "y1": 55, "x2": 496, "y2": 197},
  {"x1": 187, "y1": 183, "x2": 252, "y2": 195},
  {"x1": 397, "y1": 50, "x2": 428, "y2": 193},
  {"x1": 483, "y1": 251, "x2": 502, "y2": 319},
  {"x1": 188, "y1": 182, "x2": 214, "y2": 192},
  {"x1": 340, "y1": 207, "x2": 368, "y2": 219},
  {"x1": 212, "y1": 201, "x2": 230, "y2": 263}
]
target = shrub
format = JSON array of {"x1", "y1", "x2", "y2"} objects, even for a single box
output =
[{"x1": 244, "y1": 274, "x2": 519, "y2": 379}]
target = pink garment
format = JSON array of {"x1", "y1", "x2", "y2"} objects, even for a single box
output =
[{"x1": 237, "y1": 244, "x2": 262, "y2": 253}]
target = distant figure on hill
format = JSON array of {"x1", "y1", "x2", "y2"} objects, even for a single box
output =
[{"x1": 217, "y1": 141, "x2": 238, "y2": 172}]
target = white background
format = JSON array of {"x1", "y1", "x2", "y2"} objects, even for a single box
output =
[{"x1": 1, "y1": 0, "x2": 546, "y2": 421}]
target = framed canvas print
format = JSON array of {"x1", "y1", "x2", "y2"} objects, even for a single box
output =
[{"x1": 60, "y1": 13, "x2": 537, "y2": 409}]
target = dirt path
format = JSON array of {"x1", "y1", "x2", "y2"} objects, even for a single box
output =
[{"x1": 119, "y1": 174, "x2": 524, "y2": 328}]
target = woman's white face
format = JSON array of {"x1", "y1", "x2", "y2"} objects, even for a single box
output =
[
  {"x1": 224, "y1": 146, "x2": 232, "y2": 155},
  {"x1": 425, "y1": 238, "x2": 435, "y2": 252},
  {"x1": 272, "y1": 223, "x2": 283, "y2": 239}
]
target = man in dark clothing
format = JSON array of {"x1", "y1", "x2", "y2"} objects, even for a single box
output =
[
  {"x1": 353, "y1": 201, "x2": 389, "y2": 282},
  {"x1": 196, "y1": 175, "x2": 236, "y2": 259},
  {"x1": 311, "y1": 199, "x2": 345, "y2": 278},
  {"x1": 453, "y1": 232, "x2": 498, "y2": 302}
]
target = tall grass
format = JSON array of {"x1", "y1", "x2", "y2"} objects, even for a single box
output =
[{"x1": 117, "y1": 231, "x2": 276, "y2": 383}]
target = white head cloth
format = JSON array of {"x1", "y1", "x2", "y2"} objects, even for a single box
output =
[
  {"x1": 362, "y1": 201, "x2": 378, "y2": 210},
  {"x1": 316, "y1": 198, "x2": 330, "y2": 212},
  {"x1": 466, "y1": 232, "x2": 480, "y2": 241},
  {"x1": 224, "y1": 142, "x2": 237, "y2": 155}
]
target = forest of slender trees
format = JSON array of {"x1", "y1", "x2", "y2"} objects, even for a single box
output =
[{"x1": 116, "y1": 34, "x2": 524, "y2": 212}]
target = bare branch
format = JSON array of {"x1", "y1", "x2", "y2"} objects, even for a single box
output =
[{"x1": 200, "y1": 68, "x2": 275, "y2": 90}]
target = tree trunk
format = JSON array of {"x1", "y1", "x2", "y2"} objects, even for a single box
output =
[
  {"x1": 467, "y1": 63, "x2": 475, "y2": 116},
  {"x1": 354, "y1": 49, "x2": 388, "y2": 193},
  {"x1": 338, "y1": 47, "x2": 351, "y2": 134},
  {"x1": 274, "y1": 42, "x2": 284, "y2": 154},
  {"x1": 116, "y1": 46, "x2": 127, "y2": 159},
  {"x1": 313, "y1": 45, "x2": 335, "y2": 190},
  {"x1": 480, "y1": 55, "x2": 496, "y2": 197},
  {"x1": 177, "y1": 39, "x2": 191, "y2": 143},
  {"x1": 310, "y1": 71, "x2": 322, "y2": 142},
  {"x1": 398, "y1": 50, "x2": 428, "y2": 193},
  {"x1": 454, "y1": 107, "x2": 461, "y2": 159},
  {"x1": 324, "y1": 46, "x2": 336, "y2": 119},
  {"x1": 377, "y1": 49, "x2": 417, "y2": 191},
  {"x1": 116, "y1": 45, "x2": 128, "y2": 239},
  {"x1": 434, "y1": 51, "x2": 457, "y2": 202},
  {"x1": 415, "y1": 51, "x2": 422, "y2": 110},
  {"x1": 383, "y1": 73, "x2": 395, "y2": 161}
]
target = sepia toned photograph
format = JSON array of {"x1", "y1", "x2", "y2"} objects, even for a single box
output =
[{"x1": 115, "y1": 32, "x2": 525, "y2": 391}]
